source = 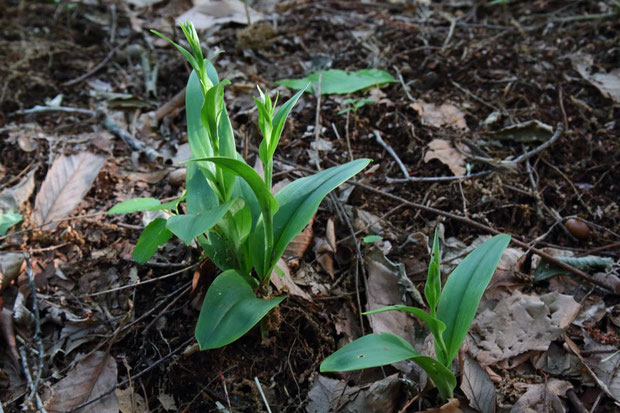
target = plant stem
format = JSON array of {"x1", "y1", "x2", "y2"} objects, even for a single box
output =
[
  {"x1": 265, "y1": 159, "x2": 273, "y2": 192},
  {"x1": 263, "y1": 211, "x2": 274, "y2": 282}
]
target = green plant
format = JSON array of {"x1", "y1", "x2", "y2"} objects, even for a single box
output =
[
  {"x1": 337, "y1": 98, "x2": 376, "y2": 115},
  {"x1": 107, "y1": 22, "x2": 370, "y2": 350},
  {"x1": 320, "y1": 230, "x2": 510, "y2": 401}
]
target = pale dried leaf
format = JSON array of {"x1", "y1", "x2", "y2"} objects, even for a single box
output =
[
  {"x1": 44, "y1": 351, "x2": 118, "y2": 412},
  {"x1": 424, "y1": 139, "x2": 467, "y2": 176},
  {"x1": 33, "y1": 153, "x2": 106, "y2": 229},
  {"x1": 411, "y1": 101, "x2": 468, "y2": 130},
  {"x1": 583, "y1": 335, "x2": 620, "y2": 401},
  {"x1": 270, "y1": 259, "x2": 311, "y2": 300},
  {"x1": 307, "y1": 374, "x2": 403, "y2": 413},
  {"x1": 470, "y1": 291, "x2": 580, "y2": 366},
  {"x1": 157, "y1": 393, "x2": 177, "y2": 411},
  {"x1": 570, "y1": 53, "x2": 620, "y2": 102},
  {"x1": 461, "y1": 353, "x2": 496, "y2": 413},
  {"x1": 419, "y1": 398, "x2": 462, "y2": 413},
  {"x1": 0, "y1": 306, "x2": 19, "y2": 364},
  {"x1": 510, "y1": 379, "x2": 572, "y2": 413},
  {"x1": 179, "y1": 0, "x2": 265, "y2": 30},
  {"x1": 116, "y1": 388, "x2": 147, "y2": 413},
  {"x1": 0, "y1": 252, "x2": 25, "y2": 292},
  {"x1": 284, "y1": 216, "x2": 314, "y2": 258},
  {"x1": 0, "y1": 169, "x2": 35, "y2": 213},
  {"x1": 485, "y1": 248, "x2": 525, "y2": 300}
]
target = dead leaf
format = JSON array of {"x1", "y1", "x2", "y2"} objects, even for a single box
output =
[
  {"x1": 0, "y1": 252, "x2": 25, "y2": 292},
  {"x1": 490, "y1": 120, "x2": 553, "y2": 143},
  {"x1": 270, "y1": 259, "x2": 311, "y2": 300},
  {"x1": 307, "y1": 374, "x2": 403, "y2": 413},
  {"x1": 411, "y1": 101, "x2": 468, "y2": 130},
  {"x1": 461, "y1": 353, "x2": 496, "y2": 413},
  {"x1": 470, "y1": 291, "x2": 580, "y2": 366},
  {"x1": 33, "y1": 153, "x2": 106, "y2": 229},
  {"x1": 178, "y1": 0, "x2": 265, "y2": 30},
  {"x1": 583, "y1": 334, "x2": 620, "y2": 402},
  {"x1": 283, "y1": 216, "x2": 314, "y2": 259},
  {"x1": 424, "y1": 139, "x2": 468, "y2": 176},
  {"x1": 157, "y1": 393, "x2": 177, "y2": 411},
  {"x1": 365, "y1": 248, "x2": 417, "y2": 345},
  {"x1": 120, "y1": 169, "x2": 169, "y2": 184},
  {"x1": 485, "y1": 248, "x2": 526, "y2": 300},
  {"x1": 0, "y1": 304, "x2": 19, "y2": 364},
  {"x1": 0, "y1": 169, "x2": 36, "y2": 213},
  {"x1": 43, "y1": 351, "x2": 118, "y2": 412},
  {"x1": 419, "y1": 398, "x2": 462, "y2": 413},
  {"x1": 510, "y1": 379, "x2": 572, "y2": 413},
  {"x1": 116, "y1": 388, "x2": 147, "y2": 413},
  {"x1": 570, "y1": 53, "x2": 620, "y2": 102}
]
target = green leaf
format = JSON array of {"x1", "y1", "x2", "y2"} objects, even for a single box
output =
[
  {"x1": 186, "y1": 163, "x2": 218, "y2": 214},
  {"x1": 186, "y1": 70, "x2": 216, "y2": 182},
  {"x1": 166, "y1": 200, "x2": 234, "y2": 245},
  {"x1": 320, "y1": 333, "x2": 455, "y2": 400},
  {"x1": 188, "y1": 157, "x2": 278, "y2": 218},
  {"x1": 216, "y1": 199, "x2": 252, "y2": 247},
  {"x1": 195, "y1": 270, "x2": 285, "y2": 349},
  {"x1": 268, "y1": 86, "x2": 307, "y2": 159},
  {"x1": 264, "y1": 159, "x2": 370, "y2": 274},
  {"x1": 437, "y1": 234, "x2": 510, "y2": 365},
  {"x1": 151, "y1": 30, "x2": 201, "y2": 79},
  {"x1": 534, "y1": 255, "x2": 614, "y2": 281},
  {"x1": 133, "y1": 218, "x2": 173, "y2": 265},
  {"x1": 362, "y1": 235, "x2": 382, "y2": 243},
  {"x1": 425, "y1": 228, "x2": 441, "y2": 317},
  {"x1": 277, "y1": 69, "x2": 396, "y2": 95},
  {"x1": 0, "y1": 211, "x2": 22, "y2": 236},
  {"x1": 363, "y1": 305, "x2": 448, "y2": 366},
  {"x1": 107, "y1": 198, "x2": 162, "y2": 214}
]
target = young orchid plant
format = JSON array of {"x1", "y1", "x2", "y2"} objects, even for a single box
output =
[
  {"x1": 321, "y1": 230, "x2": 510, "y2": 401},
  {"x1": 108, "y1": 21, "x2": 370, "y2": 349}
]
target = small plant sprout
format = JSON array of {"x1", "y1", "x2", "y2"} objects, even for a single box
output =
[
  {"x1": 337, "y1": 98, "x2": 376, "y2": 115},
  {"x1": 107, "y1": 21, "x2": 370, "y2": 350},
  {"x1": 320, "y1": 230, "x2": 510, "y2": 401}
]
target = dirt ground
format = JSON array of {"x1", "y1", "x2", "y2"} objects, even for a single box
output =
[{"x1": 0, "y1": 0, "x2": 619, "y2": 412}]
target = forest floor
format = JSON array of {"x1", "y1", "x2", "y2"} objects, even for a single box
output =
[{"x1": 0, "y1": 0, "x2": 619, "y2": 412}]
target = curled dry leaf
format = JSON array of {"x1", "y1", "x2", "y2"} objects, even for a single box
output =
[
  {"x1": 411, "y1": 101, "x2": 468, "y2": 130},
  {"x1": 33, "y1": 152, "x2": 106, "y2": 229},
  {"x1": 178, "y1": 0, "x2": 265, "y2": 31},
  {"x1": 461, "y1": 353, "x2": 496, "y2": 413},
  {"x1": 424, "y1": 139, "x2": 468, "y2": 176},
  {"x1": 270, "y1": 258, "x2": 311, "y2": 300},
  {"x1": 0, "y1": 169, "x2": 36, "y2": 213},
  {"x1": 0, "y1": 252, "x2": 25, "y2": 292},
  {"x1": 570, "y1": 53, "x2": 620, "y2": 103},
  {"x1": 419, "y1": 398, "x2": 462, "y2": 413},
  {"x1": 510, "y1": 379, "x2": 572, "y2": 413},
  {"x1": 470, "y1": 291, "x2": 580, "y2": 367},
  {"x1": 43, "y1": 351, "x2": 118, "y2": 412}
]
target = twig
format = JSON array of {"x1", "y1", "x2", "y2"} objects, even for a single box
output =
[
  {"x1": 552, "y1": 11, "x2": 618, "y2": 23},
  {"x1": 386, "y1": 170, "x2": 492, "y2": 183},
  {"x1": 141, "y1": 284, "x2": 191, "y2": 335},
  {"x1": 18, "y1": 346, "x2": 47, "y2": 413},
  {"x1": 331, "y1": 122, "x2": 353, "y2": 162},
  {"x1": 23, "y1": 254, "x2": 44, "y2": 410},
  {"x1": 80, "y1": 263, "x2": 198, "y2": 297},
  {"x1": 373, "y1": 130, "x2": 409, "y2": 179},
  {"x1": 393, "y1": 65, "x2": 415, "y2": 103},
  {"x1": 451, "y1": 80, "x2": 500, "y2": 112},
  {"x1": 62, "y1": 37, "x2": 132, "y2": 86},
  {"x1": 441, "y1": 16, "x2": 457, "y2": 51},
  {"x1": 254, "y1": 377, "x2": 272, "y2": 413}
]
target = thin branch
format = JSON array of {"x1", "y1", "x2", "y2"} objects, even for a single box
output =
[
  {"x1": 374, "y1": 130, "x2": 409, "y2": 179},
  {"x1": 62, "y1": 36, "x2": 132, "y2": 86}
]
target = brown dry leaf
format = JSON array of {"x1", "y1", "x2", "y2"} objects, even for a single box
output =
[
  {"x1": 570, "y1": 53, "x2": 620, "y2": 103},
  {"x1": 485, "y1": 248, "x2": 525, "y2": 300},
  {"x1": 33, "y1": 153, "x2": 106, "y2": 229},
  {"x1": 583, "y1": 334, "x2": 620, "y2": 402},
  {"x1": 270, "y1": 258, "x2": 311, "y2": 300},
  {"x1": 116, "y1": 388, "x2": 147, "y2": 413},
  {"x1": 307, "y1": 374, "x2": 403, "y2": 413},
  {"x1": 0, "y1": 252, "x2": 25, "y2": 292},
  {"x1": 461, "y1": 353, "x2": 496, "y2": 413},
  {"x1": 470, "y1": 291, "x2": 580, "y2": 366},
  {"x1": 0, "y1": 304, "x2": 19, "y2": 364},
  {"x1": 365, "y1": 248, "x2": 416, "y2": 344},
  {"x1": 283, "y1": 216, "x2": 314, "y2": 259},
  {"x1": 0, "y1": 169, "x2": 36, "y2": 213},
  {"x1": 178, "y1": 0, "x2": 265, "y2": 30},
  {"x1": 411, "y1": 101, "x2": 468, "y2": 130},
  {"x1": 120, "y1": 169, "x2": 169, "y2": 184},
  {"x1": 419, "y1": 398, "x2": 462, "y2": 413},
  {"x1": 43, "y1": 351, "x2": 118, "y2": 412},
  {"x1": 424, "y1": 139, "x2": 468, "y2": 176},
  {"x1": 510, "y1": 378, "x2": 572, "y2": 413}
]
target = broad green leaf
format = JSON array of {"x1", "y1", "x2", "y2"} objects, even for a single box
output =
[
  {"x1": 232, "y1": 175, "x2": 261, "y2": 230},
  {"x1": 437, "y1": 234, "x2": 510, "y2": 365},
  {"x1": 216, "y1": 199, "x2": 252, "y2": 247},
  {"x1": 362, "y1": 235, "x2": 382, "y2": 243},
  {"x1": 186, "y1": 71, "x2": 216, "y2": 182},
  {"x1": 425, "y1": 228, "x2": 441, "y2": 316},
  {"x1": 166, "y1": 200, "x2": 234, "y2": 245},
  {"x1": 195, "y1": 270, "x2": 285, "y2": 349},
  {"x1": 277, "y1": 69, "x2": 396, "y2": 95},
  {"x1": 534, "y1": 255, "x2": 614, "y2": 281},
  {"x1": 186, "y1": 163, "x2": 218, "y2": 214},
  {"x1": 266, "y1": 159, "x2": 370, "y2": 273},
  {"x1": 107, "y1": 198, "x2": 162, "y2": 214},
  {"x1": 0, "y1": 211, "x2": 22, "y2": 236},
  {"x1": 133, "y1": 218, "x2": 173, "y2": 265},
  {"x1": 320, "y1": 333, "x2": 455, "y2": 400},
  {"x1": 364, "y1": 305, "x2": 448, "y2": 365},
  {"x1": 189, "y1": 157, "x2": 278, "y2": 218},
  {"x1": 268, "y1": 86, "x2": 307, "y2": 159},
  {"x1": 201, "y1": 82, "x2": 227, "y2": 146},
  {"x1": 197, "y1": 233, "x2": 240, "y2": 273}
]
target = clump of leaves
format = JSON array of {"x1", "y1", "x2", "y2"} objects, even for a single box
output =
[
  {"x1": 320, "y1": 230, "x2": 510, "y2": 401},
  {"x1": 108, "y1": 22, "x2": 370, "y2": 350}
]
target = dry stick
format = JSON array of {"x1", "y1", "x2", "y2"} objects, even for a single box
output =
[
  {"x1": 254, "y1": 377, "x2": 273, "y2": 413},
  {"x1": 331, "y1": 122, "x2": 353, "y2": 162},
  {"x1": 23, "y1": 254, "x2": 44, "y2": 410},
  {"x1": 67, "y1": 337, "x2": 195, "y2": 413},
  {"x1": 141, "y1": 284, "x2": 192, "y2": 335},
  {"x1": 18, "y1": 347, "x2": 46, "y2": 413},
  {"x1": 393, "y1": 65, "x2": 416, "y2": 103},
  {"x1": 373, "y1": 130, "x2": 409, "y2": 179},
  {"x1": 387, "y1": 170, "x2": 492, "y2": 183},
  {"x1": 62, "y1": 36, "x2": 132, "y2": 86},
  {"x1": 350, "y1": 181, "x2": 618, "y2": 294}
]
